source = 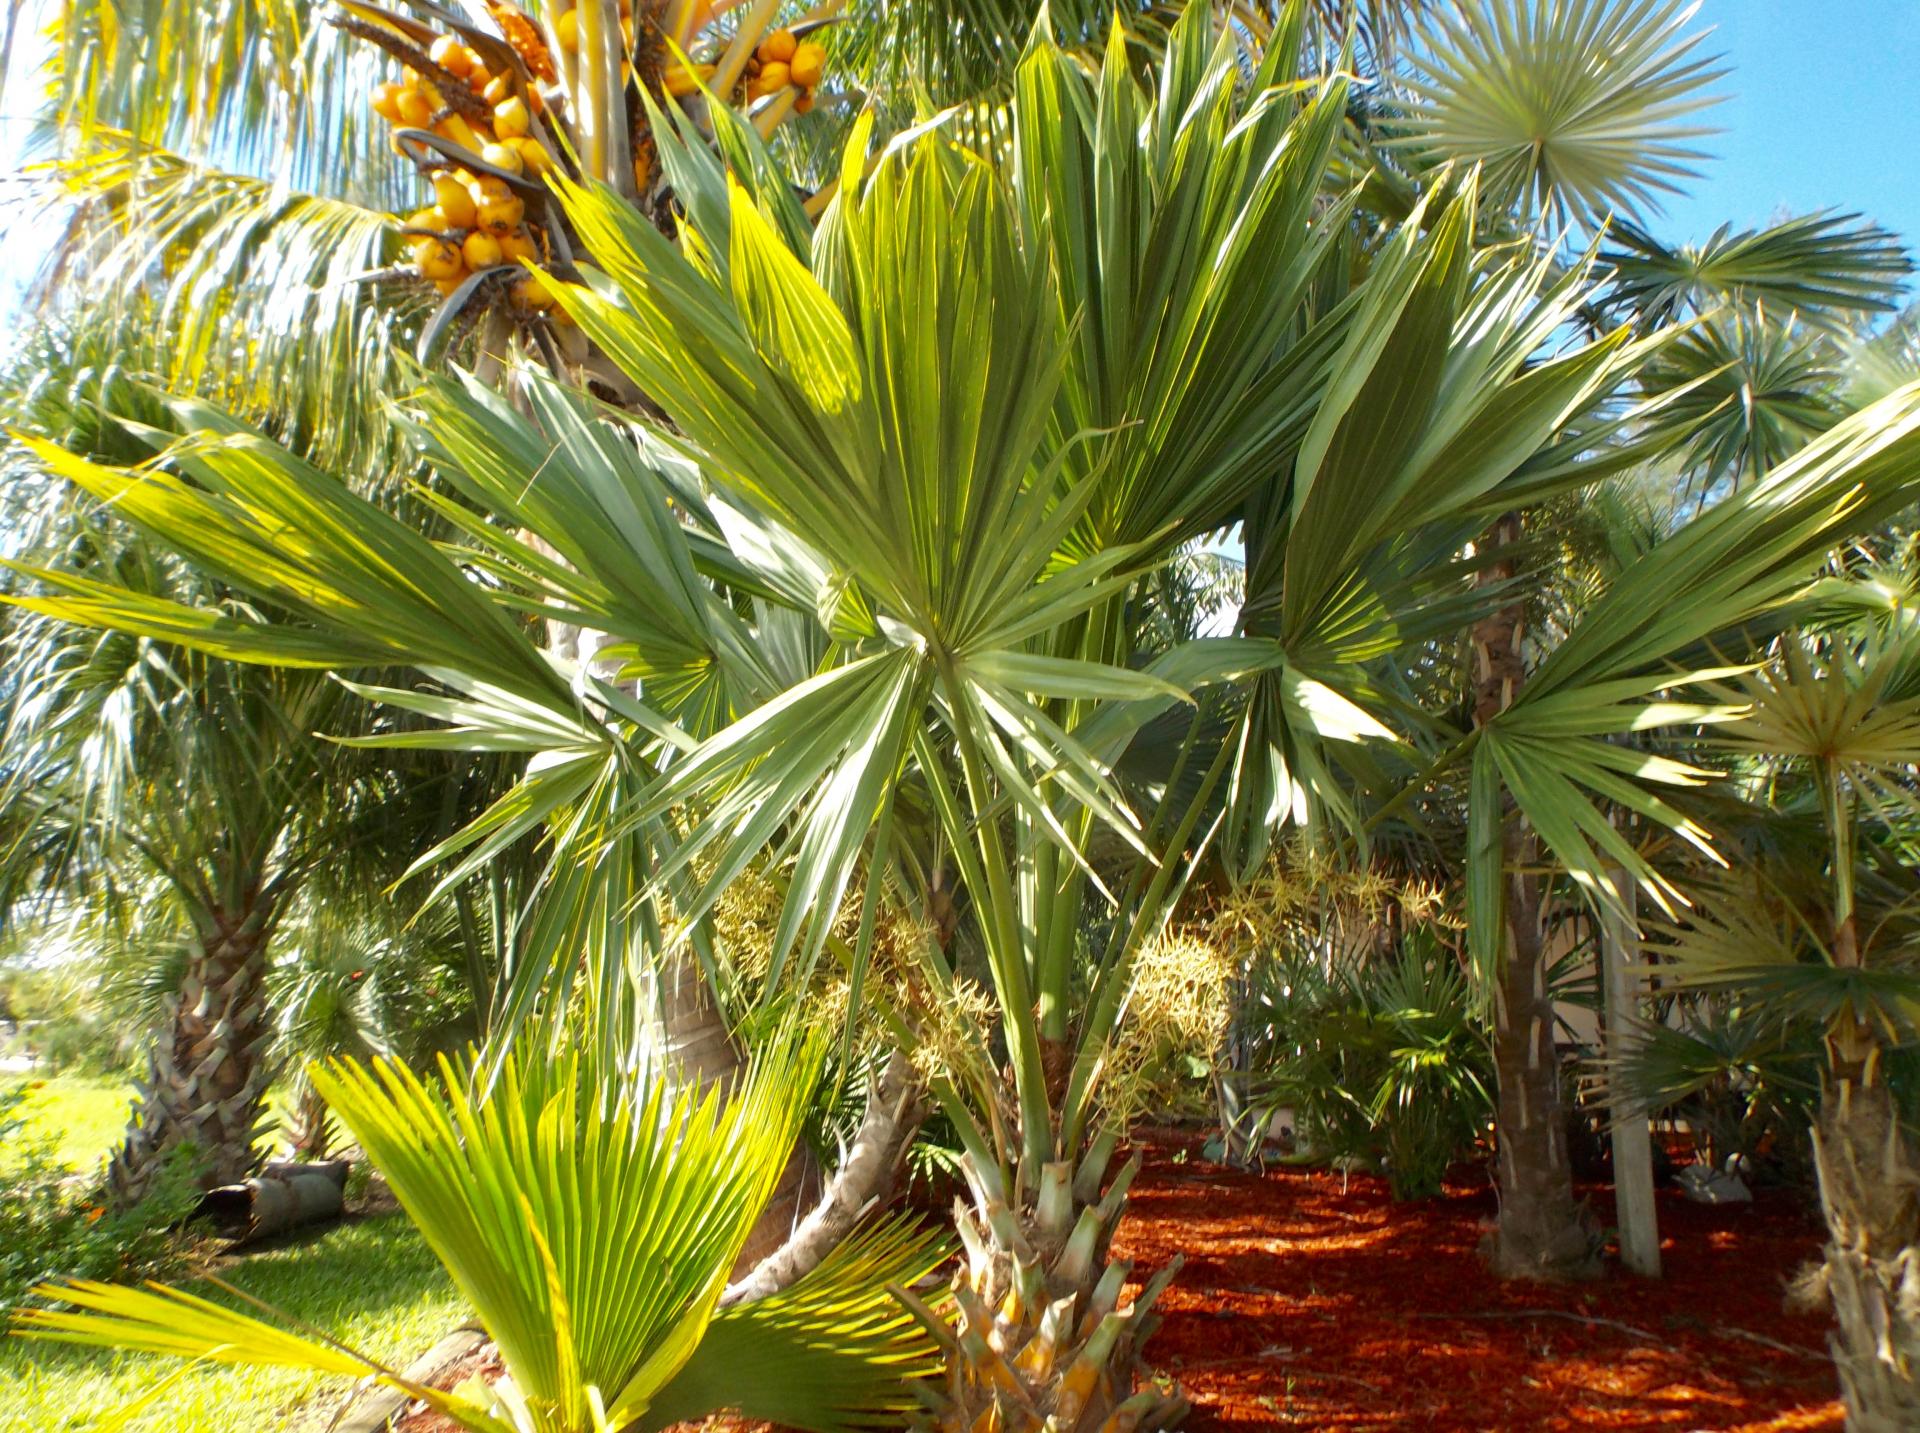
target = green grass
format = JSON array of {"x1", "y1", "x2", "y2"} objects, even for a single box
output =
[
  {"x1": 4, "y1": 1073, "x2": 314, "y2": 1176},
  {"x1": 2, "y1": 1074, "x2": 466, "y2": 1430},
  {"x1": 2, "y1": 1076, "x2": 133, "y2": 1176},
  {"x1": 0, "y1": 1213, "x2": 466, "y2": 1432}
]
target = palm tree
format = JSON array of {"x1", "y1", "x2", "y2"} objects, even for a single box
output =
[
  {"x1": 1642, "y1": 586, "x2": 1920, "y2": 1428},
  {"x1": 19, "y1": 17, "x2": 1920, "y2": 1424},
  {"x1": 0, "y1": 332, "x2": 510, "y2": 1203}
]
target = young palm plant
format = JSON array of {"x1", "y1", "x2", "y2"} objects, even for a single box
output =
[{"x1": 14, "y1": 1029, "x2": 949, "y2": 1432}]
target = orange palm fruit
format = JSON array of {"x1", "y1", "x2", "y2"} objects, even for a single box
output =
[
  {"x1": 756, "y1": 59, "x2": 790, "y2": 93},
  {"x1": 469, "y1": 174, "x2": 513, "y2": 205},
  {"x1": 788, "y1": 40, "x2": 824, "y2": 87},
  {"x1": 478, "y1": 194, "x2": 526, "y2": 234},
  {"x1": 664, "y1": 63, "x2": 713, "y2": 95},
  {"x1": 395, "y1": 86, "x2": 435, "y2": 126},
  {"x1": 462, "y1": 230, "x2": 505, "y2": 269},
  {"x1": 413, "y1": 236, "x2": 463, "y2": 280},
  {"x1": 481, "y1": 141, "x2": 524, "y2": 174},
  {"x1": 794, "y1": 90, "x2": 814, "y2": 114},
  {"x1": 406, "y1": 206, "x2": 445, "y2": 231},
  {"x1": 499, "y1": 228, "x2": 539, "y2": 263},
  {"x1": 758, "y1": 28, "x2": 796, "y2": 63},
  {"x1": 429, "y1": 35, "x2": 473, "y2": 77},
  {"x1": 554, "y1": 8, "x2": 579, "y2": 50},
  {"x1": 512, "y1": 273, "x2": 557, "y2": 309},
  {"x1": 370, "y1": 81, "x2": 406, "y2": 122},
  {"x1": 467, "y1": 62, "x2": 492, "y2": 92},
  {"x1": 434, "y1": 271, "x2": 469, "y2": 295},
  {"x1": 493, "y1": 96, "x2": 531, "y2": 138},
  {"x1": 433, "y1": 174, "x2": 479, "y2": 228},
  {"x1": 515, "y1": 137, "x2": 552, "y2": 175}
]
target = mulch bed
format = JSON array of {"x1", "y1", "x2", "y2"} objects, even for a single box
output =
[
  {"x1": 1119, "y1": 1127, "x2": 1843, "y2": 1431},
  {"x1": 387, "y1": 1129, "x2": 1844, "y2": 1432}
]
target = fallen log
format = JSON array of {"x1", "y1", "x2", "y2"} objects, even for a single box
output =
[{"x1": 194, "y1": 1159, "x2": 350, "y2": 1243}]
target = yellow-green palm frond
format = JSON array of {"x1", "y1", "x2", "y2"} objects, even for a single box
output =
[
  {"x1": 15, "y1": 1029, "x2": 950, "y2": 1433},
  {"x1": 25, "y1": 133, "x2": 423, "y2": 474}
]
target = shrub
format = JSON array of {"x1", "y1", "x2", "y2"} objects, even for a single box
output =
[
  {"x1": 0, "y1": 1085, "x2": 201, "y2": 1312},
  {"x1": 1237, "y1": 935, "x2": 1495, "y2": 1200}
]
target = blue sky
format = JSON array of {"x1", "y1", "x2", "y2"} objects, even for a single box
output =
[{"x1": 1653, "y1": 0, "x2": 1920, "y2": 281}]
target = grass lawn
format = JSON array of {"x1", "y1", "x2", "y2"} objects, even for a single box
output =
[
  {"x1": 0, "y1": 1212, "x2": 465, "y2": 1432},
  {"x1": 5, "y1": 1073, "x2": 310, "y2": 1175},
  {"x1": 2, "y1": 1074, "x2": 466, "y2": 1430},
  {"x1": 2, "y1": 1075, "x2": 133, "y2": 1175}
]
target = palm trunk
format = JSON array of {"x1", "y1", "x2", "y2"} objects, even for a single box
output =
[
  {"x1": 1814, "y1": 1073, "x2": 1920, "y2": 1430},
  {"x1": 904, "y1": 1132, "x2": 1189, "y2": 1432},
  {"x1": 286, "y1": 1080, "x2": 332, "y2": 1161},
  {"x1": 1474, "y1": 513, "x2": 1597, "y2": 1281},
  {"x1": 725, "y1": 1047, "x2": 924, "y2": 1306},
  {"x1": 1815, "y1": 901, "x2": 1920, "y2": 1428},
  {"x1": 108, "y1": 898, "x2": 277, "y2": 1206},
  {"x1": 1487, "y1": 846, "x2": 1597, "y2": 1278}
]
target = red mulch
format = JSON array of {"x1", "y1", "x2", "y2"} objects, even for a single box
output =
[
  {"x1": 388, "y1": 1130, "x2": 1844, "y2": 1433},
  {"x1": 1119, "y1": 1128, "x2": 1843, "y2": 1431}
]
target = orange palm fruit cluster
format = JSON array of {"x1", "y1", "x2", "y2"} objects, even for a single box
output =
[
  {"x1": 365, "y1": 25, "x2": 563, "y2": 312},
  {"x1": 744, "y1": 29, "x2": 826, "y2": 112}
]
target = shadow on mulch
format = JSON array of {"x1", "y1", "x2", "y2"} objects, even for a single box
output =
[{"x1": 1119, "y1": 1127, "x2": 1842, "y2": 1431}]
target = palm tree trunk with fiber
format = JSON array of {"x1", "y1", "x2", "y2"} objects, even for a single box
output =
[
  {"x1": 108, "y1": 895, "x2": 277, "y2": 1205},
  {"x1": 1474, "y1": 513, "x2": 1599, "y2": 1281},
  {"x1": 1814, "y1": 905, "x2": 1920, "y2": 1428},
  {"x1": 903, "y1": 1125, "x2": 1189, "y2": 1432}
]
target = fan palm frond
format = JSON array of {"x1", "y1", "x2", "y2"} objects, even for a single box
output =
[
  {"x1": 16, "y1": 1032, "x2": 949, "y2": 1433},
  {"x1": 1846, "y1": 304, "x2": 1920, "y2": 410},
  {"x1": 1638, "y1": 306, "x2": 1846, "y2": 496},
  {"x1": 1390, "y1": 0, "x2": 1725, "y2": 229},
  {"x1": 47, "y1": 0, "x2": 409, "y2": 205},
  {"x1": 23, "y1": 136, "x2": 422, "y2": 475},
  {"x1": 1603, "y1": 211, "x2": 1913, "y2": 331}
]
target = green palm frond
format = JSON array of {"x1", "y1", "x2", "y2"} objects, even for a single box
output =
[
  {"x1": 1647, "y1": 877, "x2": 1920, "y2": 1047},
  {"x1": 48, "y1": 0, "x2": 409, "y2": 205},
  {"x1": 1464, "y1": 380, "x2": 1920, "y2": 974},
  {"x1": 1596, "y1": 998, "x2": 1819, "y2": 1129},
  {"x1": 1712, "y1": 628, "x2": 1920, "y2": 797},
  {"x1": 16, "y1": 1032, "x2": 949, "y2": 1433},
  {"x1": 1603, "y1": 212, "x2": 1913, "y2": 331},
  {"x1": 1389, "y1": 0, "x2": 1724, "y2": 228},
  {"x1": 1638, "y1": 306, "x2": 1847, "y2": 496},
  {"x1": 1846, "y1": 304, "x2": 1920, "y2": 410},
  {"x1": 26, "y1": 136, "x2": 423, "y2": 474}
]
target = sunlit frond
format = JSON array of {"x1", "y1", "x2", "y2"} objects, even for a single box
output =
[
  {"x1": 1637, "y1": 306, "x2": 1846, "y2": 496},
  {"x1": 24, "y1": 136, "x2": 423, "y2": 474},
  {"x1": 1390, "y1": 0, "x2": 1724, "y2": 228}
]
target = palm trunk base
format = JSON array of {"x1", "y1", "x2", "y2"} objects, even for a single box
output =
[
  {"x1": 1814, "y1": 1080, "x2": 1920, "y2": 1431},
  {"x1": 905, "y1": 1151, "x2": 1188, "y2": 1432},
  {"x1": 108, "y1": 914, "x2": 274, "y2": 1207}
]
